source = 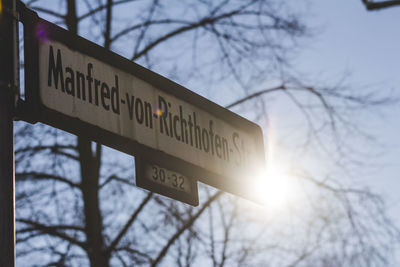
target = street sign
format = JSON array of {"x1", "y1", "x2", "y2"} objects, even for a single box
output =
[
  {"x1": 20, "y1": 6, "x2": 265, "y2": 203},
  {"x1": 135, "y1": 158, "x2": 199, "y2": 206}
]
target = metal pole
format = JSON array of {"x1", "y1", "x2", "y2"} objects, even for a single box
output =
[{"x1": 0, "y1": 0, "x2": 18, "y2": 266}]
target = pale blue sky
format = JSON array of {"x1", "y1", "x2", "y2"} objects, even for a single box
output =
[
  {"x1": 26, "y1": 0, "x2": 400, "y2": 216},
  {"x1": 296, "y1": 0, "x2": 400, "y2": 217}
]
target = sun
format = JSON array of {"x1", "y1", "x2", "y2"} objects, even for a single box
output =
[
  {"x1": 246, "y1": 115, "x2": 299, "y2": 211},
  {"x1": 250, "y1": 162, "x2": 296, "y2": 211}
]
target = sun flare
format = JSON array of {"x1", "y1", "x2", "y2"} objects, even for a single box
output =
[
  {"x1": 252, "y1": 164, "x2": 295, "y2": 211},
  {"x1": 249, "y1": 116, "x2": 298, "y2": 211}
]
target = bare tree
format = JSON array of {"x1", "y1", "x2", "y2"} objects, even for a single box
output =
[{"x1": 14, "y1": 0, "x2": 400, "y2": 266}]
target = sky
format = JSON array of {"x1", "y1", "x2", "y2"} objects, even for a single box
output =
[
  {"x1": 295, "y1": 0, "x2": 400, "y2": 218},
  {"x1": 10, "y1": 0, "x2": 400, "y2": 265},
  {"x1": 29, "y1": 0, "x2": 400, "y2": 222}
]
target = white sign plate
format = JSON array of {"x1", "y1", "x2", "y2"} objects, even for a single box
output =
[{"x1": 23, "y1": 16, "x2": 265, "y2": 201}]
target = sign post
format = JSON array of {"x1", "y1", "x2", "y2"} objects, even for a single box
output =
[{"x1": 0, "y1": 0, "x2": 18, "y2": 266}]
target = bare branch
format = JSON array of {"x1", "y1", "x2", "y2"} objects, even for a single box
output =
[
  {"x1": 26, "y1": 0, "x2": 41, "y2": 5},
  {"x1": 14, "y1": 144, "x2": 77, "y2": 155},
  {"x1": 132, "y1": 5, "x2": 252, "y2": 60},
  {"x1": 16, "y1": 172, "x2": 80, "y2": 188},
  {"x1": 15, "y1": 144, "x2": 79, "y2": 161},
  {"x1": 18, "y1": 223, "x2": 84, "y2": 234},
  {"x1": 151, "y1": 191, "x2": 223, "y2": 267},
  {"x1": 132, "y1": 0, "x2": 159, "y2": 57},
  {"x1": 225, "y1": 85, "x2": 285, "y2": 108},
  {"x1": 106, "y1": 192, "x2": 153, "y2": 254},
  {"x1": 115, "y1": 246, "x2": 152, "y2": 261},
  {"x1": 111, "y1": 19, "x2": 189, "y2": 43},
  {"x1": 103, "y1": 0, "x2": 113, "y2": 49},
  {"x1": 17, "y1": 219, "x2": 86, "y2": 249},
  {"x1": 99, "y1": 175, "x2": 136, "y2": 189},
  {"x1": 30, "y1": 6, "x2": 64, "y2": 18},
  {"x1": 362, "y1": 0, "x2": 400, "y2": 10},
  {"x1": 78, "y1": 0, "x2": 138, "y2": 21}
]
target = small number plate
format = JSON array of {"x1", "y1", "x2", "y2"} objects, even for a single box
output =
[
  {"x1": 135, "y1": 158, "x2": 199, "y2": 206},
  {"x1": 145, "y1": 164, "x2": 191, "y2": 193}
]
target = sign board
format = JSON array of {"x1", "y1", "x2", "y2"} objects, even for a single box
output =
[
  {"x1": 20, "y1": 7, "x2": 265, "y2": 203},
  {"x1": 135, "y1": 158, "x2": 199, "y2": 206}
]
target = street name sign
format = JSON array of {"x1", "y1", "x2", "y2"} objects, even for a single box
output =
[{"x1": 20, "y1": 6, "x2": 265, "y2": 204}]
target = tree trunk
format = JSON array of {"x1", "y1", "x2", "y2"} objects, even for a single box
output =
[
  {"x1": 65, "y1": 0, "x2": 108, "y2": 265},
  {"x1": 78, "y1": 138, "x2": 109, "y2": 267}
]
